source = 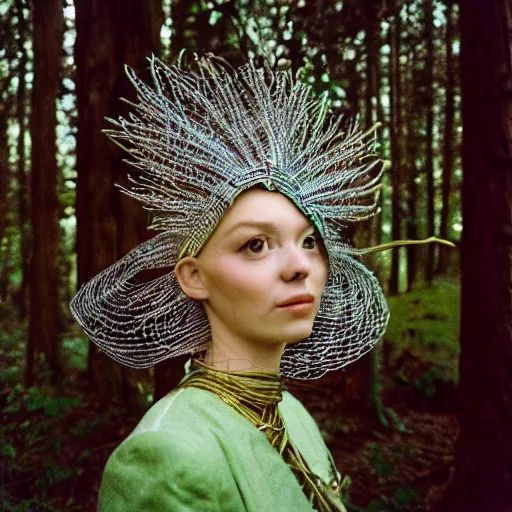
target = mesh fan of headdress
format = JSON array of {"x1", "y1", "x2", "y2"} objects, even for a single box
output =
[{"x1": 70, "y1": 53, "x2": 389, "y2": 379}]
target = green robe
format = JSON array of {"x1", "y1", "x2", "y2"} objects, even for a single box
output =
[{"x1": 99, "y1": 386, "x2": 346, "y2": 511}]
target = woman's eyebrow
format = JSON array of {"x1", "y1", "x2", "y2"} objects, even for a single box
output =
[{"x1": 225, "y1": 220, "x2": 314, "y2": 236}]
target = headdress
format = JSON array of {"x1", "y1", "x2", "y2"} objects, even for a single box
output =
[{"x1": 70, "y1": 53, "x2": 451, "y2": 379}]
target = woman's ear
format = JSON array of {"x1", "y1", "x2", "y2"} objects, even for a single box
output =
[{"x1": 174, "y1": 256, "x2": 209, "y2": 301}]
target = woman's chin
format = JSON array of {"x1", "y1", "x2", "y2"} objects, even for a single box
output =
[{"x1": 278, "y1": 324, "x2": 314, "y2": 345}]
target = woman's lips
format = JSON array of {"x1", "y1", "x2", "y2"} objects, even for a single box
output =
[
  {"x1": 277, "y1": 294, "x2": 315, "y2": 307},
  {"x1": 277, "y1": 301, "x2": 314, "y2": 314}
]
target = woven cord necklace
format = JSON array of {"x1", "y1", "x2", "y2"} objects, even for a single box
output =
[{"x1": 176, "y1": 359, "x2": 346, "y2": 512}]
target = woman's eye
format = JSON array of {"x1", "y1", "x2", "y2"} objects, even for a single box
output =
[
  {"x1": 304, "y1": 234, "x2": 317, "y2": 250},
  {"x1": 243, "y1": 237, "x2": 267, "y2": 253}
]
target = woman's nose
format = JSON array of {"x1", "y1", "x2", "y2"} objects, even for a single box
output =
[{"x1": 280, "y1": 245, "x2": 311, "y2": 281}]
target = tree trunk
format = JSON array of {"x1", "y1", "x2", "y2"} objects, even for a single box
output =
[
  {"x1": 0, "y1": 112, "x2": 9, "y2": 260},
  {"x1": 424, "y1": 0, "x2": 435, "y2": 286},
  {"x1": 170, "y1": 0, "x2": 188, "y2": 57},
  {"x1": 405, "y1": 40, "x2": 419, "y2": 292},
  {"x1": 0, "y1": 237, "x2": 13, "y2": 302},
  {"x1": 359, "y1": 1, "x2": 388, "y2": 424},
  {"x1": 15, "y1": 0, "x2": 30, "y2": 321},
  {"x1": 364, "y1": 3, "x2": 378, "y2": 130},
  {"x1": 387, "y1": 0, "x2": 402, "y2": 296},
  {"x1": 434, "y1": 1, "x2": 512, "y2": 510},
  {"x1": 26, "y1": 0, "x2": 63, "y2": 386},
  {"x1": 74, "y1": 0, "x2": 162, "y2": 405},
  {"x1": 0, "y1": 111, "x2": 11, "y2": 302},
  {"x1": 0, "y1": 98, "x2": 13, "y2": 303},
  {"x1": 75, "y1": 2, "x2": 118, "y2": 396},
  {"x1": 437, "y1": 0, "x2": 455, "y2": 275},
  {"x1": 364, "y1": 0, "x2": 383, "y2": 271}
]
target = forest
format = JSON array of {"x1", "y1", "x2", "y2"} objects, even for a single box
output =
[{"x1": 0, "y1": 0, "x2": 511, "y2": 511}]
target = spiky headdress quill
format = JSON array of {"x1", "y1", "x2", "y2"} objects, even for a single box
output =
[{"x1": 70, "y1": 53, "x2": 418, "y2": 379}]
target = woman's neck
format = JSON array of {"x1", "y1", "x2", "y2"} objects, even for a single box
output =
[{"x1": 203, "y1": 334, "x2": 286, "y2": 373}]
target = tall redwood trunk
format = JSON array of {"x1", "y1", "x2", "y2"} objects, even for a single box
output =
[
  {"x1": 15, "y1": 0, "x2": 29, "y2": 321},
  {"x1": 387, "y1": 0, "x2": 402, "y2": 296},
  {"x1": 405, "y1": 39, "x2": 419, "y2": 292},
  {"x1": 354, "y1": 0, "x2": 384, "y2": 421},
  {"x1": 424, "y1": 0, "x2": 435, "y2": 286},
  {"x1": 74, "y1": 0, "x2": 162, "y2": 404},
  {"x1": 170, "y1": 0, "x2": 187, "y2": 57},
  {"x1": 435, "y1": 1, "x2": 512, "y2": 510},
  {"x1": 27, "y1": 0, "x2": 63, "y2": 385},
  {"x1": 437, "y1": 0, "x2": 455, "y2": 275},
  {"x1": 0, "y1": 112, "x2": 10, "y2": 301},
  {"x1": 364, "y1": 0, "x2": 383, "y2": 271}
]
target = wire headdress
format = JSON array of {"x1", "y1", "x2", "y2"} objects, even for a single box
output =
[{"x1": 70, "y1": 53, "x2": 391, "y2": 379}]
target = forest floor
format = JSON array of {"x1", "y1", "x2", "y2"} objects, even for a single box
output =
[{"x1": 0, "y1": 278, "x2": 460, "y2": 512}]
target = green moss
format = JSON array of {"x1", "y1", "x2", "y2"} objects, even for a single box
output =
[{"x1": 385, "y1": 278, "x2": 460, "y2": 382}]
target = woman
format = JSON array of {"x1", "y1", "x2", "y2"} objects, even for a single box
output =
[
  {"x1": 71, "y1": 54, "x2": 449, "y2": 511},
  {"x1": 98, "y1": 185, "x2": 346, "y2": 511}
]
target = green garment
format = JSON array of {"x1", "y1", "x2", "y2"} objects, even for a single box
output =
[{"x1": 99, "y1": 387, "x2": 345, "y2": 511}]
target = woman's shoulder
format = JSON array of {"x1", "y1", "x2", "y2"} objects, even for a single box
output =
[
  {"x1": 129, "y1": 386, "x2": 226, "y2": 436},
  {"x1": 109, "y1": 388, "x2": 227, "y2": 469},
  {"x1": 98, "y1": 389, "x2": 242, "y2": 511},
  {"x1": 99, "y1": 419, "x2": 238, "y2": 511}
]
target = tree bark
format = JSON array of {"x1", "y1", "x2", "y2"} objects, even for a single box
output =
[
  {"x1": 434, "y1": 1, "x2": 512, "y2": 510},
  {"x1": 359, "y1": 1, "x2": 388, "y2": 423},
  {"x1": 0, "y1": 237, "x2": 12, "y2": 302},
  {"x1": 0, "y1": 111, "x2": 9, "y2": 261},
  {"x1": 387, "y1": 0, "x2": 402, "y2": 296},
  {"x1": 0, "y1": 3, "x2": 18, "y2": 303},
  {"x1": 74, "y1": 0, "x2": 162, "y2": 405},
  {"x1": 405, "y1": 36, "x2": 419, "y2": 292},
  {"x1": 170, "y1": 0, "x2": 188, "y2": 57},
  {"x1": 437, "y1": 0, "x2": 455, "y2": 275},
  {"x1": 27, "y1": 0, "x2": 63, "y2": 385},
  {"x1": 0, "y1": 111, "x2": 10, "y2": 302},
  {"x1": 424, "y1": 0, "x2": 435, "y2": 286},
  {"x1": 15, "y1": 0, "x2": 30, "y2": 321},
  {"x1": 364, "y1": 0, "x2": 383, "y2": 270}
]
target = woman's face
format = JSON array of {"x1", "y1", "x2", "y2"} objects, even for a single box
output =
[{"x1": 190, "y1": 187, "x2": 329, "y2": 349}]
